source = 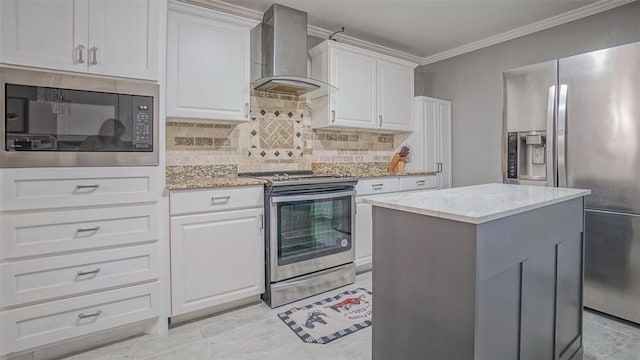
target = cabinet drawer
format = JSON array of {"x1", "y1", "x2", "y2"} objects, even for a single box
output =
[
  {"x1": 1, "y1": 244, "x2": 159, "y2": 307},
  {"x1": 0, "y1": 205, "x2": 159, "y2": 259},
  {"x1": 356, "y1": 178, "x2": 399, "y2": 196},
  {"x1": 0, "y1": 283, "x2": 160, "y2": 355},
  {"x1": 399, "y1": 176, "x2": 437, "y2": 191},
  {"x1": 0, "y1": 167, "x2": 159, "y2": 211},
  {"x1": 170, "y1": 186, "x2": 263, "y2": 215}
]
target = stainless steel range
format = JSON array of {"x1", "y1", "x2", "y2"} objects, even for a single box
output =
[{"x1": 242, "y1": 171, "x2": 357, "y2": 307}]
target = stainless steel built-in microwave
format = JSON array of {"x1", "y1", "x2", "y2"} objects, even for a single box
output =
[{"x1": 1, "y1": 68, "x2": 159, "y2": 167}]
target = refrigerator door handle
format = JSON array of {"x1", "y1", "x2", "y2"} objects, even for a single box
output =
[
  {"x1": 546, "y1": 85, "x2": 556, "y2": 187},
  {"x1": 557, "y1": 84, "x2": 568, "y2": 187}
]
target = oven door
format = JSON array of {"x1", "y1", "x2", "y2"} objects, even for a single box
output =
[{"x1": 269, "y1": 190, "x2": 356, "y2": 282}]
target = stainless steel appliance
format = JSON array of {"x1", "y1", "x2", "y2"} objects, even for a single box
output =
[
  {"x1": 502, "y1": 41, "x2": 640, "y2": 324},
  {"x1": 250, "y1": 4, "x2": 336, "y2": 98},
  {"x1": 1, "y1": 68, "x2": 159, "y2": 167},
  {"x1": 244, "y1": 171, "x2": 357, "y2": 307}
]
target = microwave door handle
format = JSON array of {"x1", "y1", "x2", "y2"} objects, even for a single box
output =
[{"x1": 557, "y1": 84, "x2": 568, "y2": 188}]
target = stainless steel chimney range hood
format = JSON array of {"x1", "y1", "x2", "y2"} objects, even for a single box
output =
[{"x1": 250, "y1": 4, "x2": 336, "y2": 99}]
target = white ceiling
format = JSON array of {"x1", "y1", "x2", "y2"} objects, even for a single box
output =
[{"x1": 221, "y1": 0, "x2": 600, "y2": 59}]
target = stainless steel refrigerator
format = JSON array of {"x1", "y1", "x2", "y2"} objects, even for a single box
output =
[{"x1": 502, "y1": 41, "x2": 640, "y2": 324}]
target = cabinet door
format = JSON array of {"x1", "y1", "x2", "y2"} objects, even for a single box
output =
[
  {"x1": 377, "y1": 59, "x2": 414, "y2": 132},
  {"x1": 87, "y1": 0, "x2": 159, "y2": 80},
  {"x1": 170, "y1": 208, "x2": 264, "y2": 316},
  {"x1": 355, "y1": 201, "x2": 373, "y2": 270},
  {"x1": 167, "y1": 10, "x2": 251, "y2": 121},
  {"x1": 421, "y1": 97, "x2": 439, "y2": 175},
  {"x1": 436, "y1": 100, "x2": 452, "y2": 188},
  {"x1": 330, "y1": 48, "x2": 377, "y2": 128},
  {"x1": 0, "y1": 0, "x2": 88, "y2": 72}
]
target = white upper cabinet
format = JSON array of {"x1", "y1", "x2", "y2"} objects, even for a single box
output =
[
  {"x1": 329, "y1": 47, "x2": 377, "y2": 129},
  {"x1": 166, "y1": 3, "x2": 256, "y2": 122},
  {"x1": 309, "y1": 41, "x2": 415, "y2": 133},
  {"x1": 0, "y1": 0, "x2": 159, "y2": 80},
  {"x1": 0, "y1": 0, "x2": 87, "y2": 73},
  {"x1": 87, "y1": 0, "x2": 159, "y2": 79},
  {"x1": 377, "y1": 59, "x2": 414, "y2": 132}
]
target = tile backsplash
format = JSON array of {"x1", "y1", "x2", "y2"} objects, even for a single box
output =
[{"x1": 166, "y1": 91, "x2": 399, "y2": 173}]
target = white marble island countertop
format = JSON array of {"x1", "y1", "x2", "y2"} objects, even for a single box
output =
[{"x1": 362, "y1": 183, "x2": 591, "y2": 224}]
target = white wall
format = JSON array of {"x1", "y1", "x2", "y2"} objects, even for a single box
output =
[{"x1": 416, "y1": 2, "x2": 640, "y2": 187}]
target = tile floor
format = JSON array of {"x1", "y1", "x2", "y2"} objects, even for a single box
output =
[{"x1": 65, "y1": 272, "x2": 639, "y2": 360}]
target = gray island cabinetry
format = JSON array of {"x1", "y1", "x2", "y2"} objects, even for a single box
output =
[{"x1": 363, "y1": 183, "x2": 590, "y2": 360}]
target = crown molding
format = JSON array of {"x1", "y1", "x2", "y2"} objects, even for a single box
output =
[
  {"x1": 176, "y1": 0, "x2": 636, "y2": 68},
  {"x1": 307, "y1": 26, "x2": 422, "y2": 64},
  {"x1": 176, "y1": 0, "x2": 421, "y2": 64},
  {"x1": 420, "y1": 0, "x2": 637, "y2": 65}
]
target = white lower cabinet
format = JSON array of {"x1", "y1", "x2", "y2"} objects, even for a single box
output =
[
  {"x1": 355, "y1": 201, "x2": 373, "y2": 269},
  {"x1": 0, "y1": 282, "x2": 160, "y2": 354},
  {"x1": 0, "y1": 167, "x2": 163, "y2": 358},
  {"x1": 170, "y1": 205, "x2": 264, "y2": 316},
  {"x1": 355, "y1": 175, "x2": 440, "y2": 271}
]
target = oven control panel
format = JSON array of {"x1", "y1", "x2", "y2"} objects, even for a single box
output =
[{"x1": 132, "y1": 97, "x2": 153, "y2": 151}]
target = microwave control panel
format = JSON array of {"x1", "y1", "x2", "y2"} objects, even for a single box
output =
[
  {"x1": 507, "y1": 132, "x2": 518, "y2": 179},
  {"x1": 132, "y1": 96, "x2": 153, "y2": 151}
]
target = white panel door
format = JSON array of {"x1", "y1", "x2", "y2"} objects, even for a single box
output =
[
  {"x1": 170, "y1": 208, "x2": 264, "y2": 316},
  {"x1": 355, "y1": 201, "x2": 373, "y2": 269},
  {"x1": 330, "y1": 48, "x2": 377, "y2": 128},
  {"x1": 437, "y1": 100, "x2": 452, "y2": 188},
  {"x1": 0, "y1": 0, "x2": 88, "y2": 72},
  {"x1": 167, "y1": 10, "x2": 251, "y2": 121},
  {"x1": 377, "y1": 59, "x2": 414, "y2": 132},
  {"x1": 87, "y1": 0, "x2": 159, "y2": 80},
  {"x1": 422, "y1": 97, "x2": 439, "y2": 175}
]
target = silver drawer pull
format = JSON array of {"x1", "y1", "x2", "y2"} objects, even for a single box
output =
[
  {"x1": 76, "y1": 184, "x2": 100, "y2": 189},
  {"x1": 77, "y1": 268, "x2": 101, "y2": 276},
  {"x1": 416, "y1": 180, "x2": 426, "y2": 185},
  {"x1": 78, "y1": 310, "x2": 102, "y2": 319},
  {"x1": 76, "y1": 226, "x2": 101, "y2": 233},
  {"x1": 372, "y1": 184, "x2": 384, "y2": 189},
  {"x1": 211, "y1": 196, "x2": 231, "y2": 204}
]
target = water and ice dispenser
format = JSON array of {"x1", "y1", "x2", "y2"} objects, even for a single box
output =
[{"x1": 506, "y1": 130, "x2": 547, "y2": 181}]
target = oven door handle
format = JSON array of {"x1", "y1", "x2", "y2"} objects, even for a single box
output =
[{"x1": 271, "y1": 190, "x2": 356, "y2": 204}]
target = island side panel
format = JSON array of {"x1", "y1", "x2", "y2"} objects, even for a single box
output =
[
  {"x1": 371, "y1": 206, "x2": 478, "y2": 360},
  {"x1": 475, "y1": 197, "x2": 584, "y2": 360}
]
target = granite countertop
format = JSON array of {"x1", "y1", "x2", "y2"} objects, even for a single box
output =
[
  {"x1": 165, "y1": 165, "x2": 266, "y2": 190},
  {"x1": 362, "y1": 183, "x2": 591, "y2": 224},
  {"x1": 358, "y1": 171, "x2": 438, "y2": 178},
  {"x1": 166, "y1": 176, "x2": 267, "y2": 191}
]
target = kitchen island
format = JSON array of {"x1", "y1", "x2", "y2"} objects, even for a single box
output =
[{"x1": 363, "y1": 183, "x2": 590, "y2": 360}]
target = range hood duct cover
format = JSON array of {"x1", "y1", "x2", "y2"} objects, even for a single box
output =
[{"x1": 251, "y1": 3, "x2": 336, "y2": 98}]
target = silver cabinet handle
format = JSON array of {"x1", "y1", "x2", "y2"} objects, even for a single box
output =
[
  {"x1": 211, "y1": 196, "x2": 231, "y2": 204},
  {"x1": 76, "y1": 226, "x2": 101, "y2": 233},
  {"x1": 437, "y1": 162, "x2": 443, "y2": 173},
  {"x1": 372, "y1": 183, "x2": 384, "y2": 190},
  {"x1": 78, "y1": 310, "x2": 102, "y2": 319},
  {"x1": 259, "y1": 214, "x2": 264, "y2": 230},
  {"x1": 331, "y1": 110, "x2": 336, "y2": 123},
  {"x1": 77, "y1": 268, "x2": 101, "y2": 276},
  {"x1": 378, "y1": 115, "x2": 383, "y2": 127},
  {"x1": 416, "y1": 180, "x2": 426, "y2": 185},
  {"x1": 89, "y1": 46, "x2": 98, "y2": 65},
  {"x1": 76, "y1": 184, "x2": 100, "y2": 189},
  {"x1": 244, "y1": 102, "x2": 250, "y2": 118},
  {"x1": 76, "y1": 45, "x2": 85, "y2": 64}
]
